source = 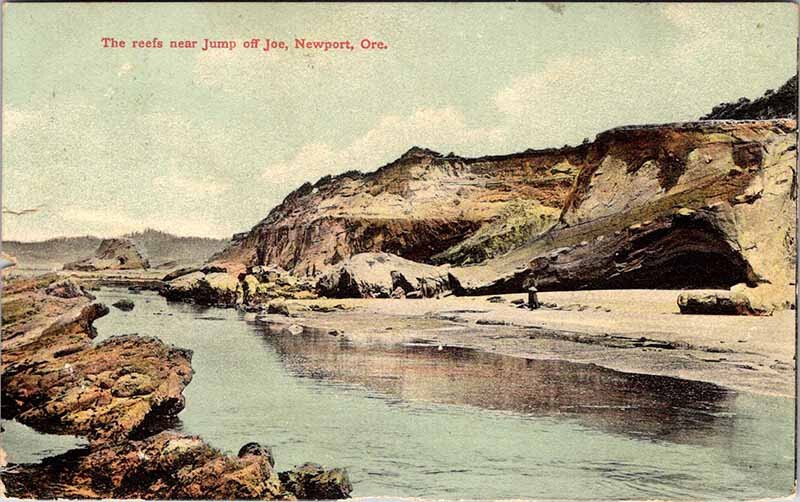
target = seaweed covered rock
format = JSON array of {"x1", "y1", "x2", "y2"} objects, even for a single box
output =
[{"x1": 279, "y1": 462, "x2": 353, "y2": 501}]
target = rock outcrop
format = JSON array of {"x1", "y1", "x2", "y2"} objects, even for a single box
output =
[
  {"x1": 702, "y1": 75, "x2": 797, "y2": 120},
  {"x1": 63, "y1": 238, "x2": 150, "y2": 271},
  {"x1": 279, "y1": 462, "x2": 353, "y2": 500},
  {"x1": 4, "y1": 432, "x2": 351, "y2": 500},
  {"x1": 1, "y1": 275, "x2": 352, "y2": 499},
  {"x1": 161, "y1": 265, "x2": 316, "y2": 307},
  {"x1": 162, "y1": 270, "x2": 242, "y2": 306},
  {"x1": 112, "y1": 298, "x2": 135, "y2": 311},
  {"x1": 44, "y1": 278, "x2": 86, "y2": 299},
  {"x1": 316, "y1": 252, "x2": 452, "y2": 298},
  {"x1": 1, "y1": 278, "x2": 192, "y2": 441},
  {"x1": 210, "y1": 146, "x2": 583, "y2": 275}
]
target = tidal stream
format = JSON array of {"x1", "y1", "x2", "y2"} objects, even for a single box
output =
[{"x1": 2, "y1": 288, "x2": 794, "y2": 499}]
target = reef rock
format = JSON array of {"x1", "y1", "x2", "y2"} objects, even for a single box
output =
[
  {"x1": 1, "y1": 277, "x2": 193, "y2": 441},
  {"x1": 112, "y1": 298, "x2": 135, "y2": 311},
  {"x1": 63, "y1": 238, "x2": 150, "y2": 271},
  {"x1": 1, "y1": 274, "x2": 352, "y2": 500},
  {"x1": 4, "y1": 433, "x2": 282, "y2": 499},
  {"x1": 162, "y1": 265, "x2": 316, "y2": 307},
  {"x1": 238, "y1": 442, "x2": 276, "y2": 468},
  {"x1": 162, "y1": 271, "x2": 242, "y2": 307},
  {"x1": 279, "y1": 462, "x2": 353, "y2": 501},
  {"x1": 4, "y1": 432, "x2": 352, "y2": 500},
  {"x1": 44, "y1": 278, "x2": 86, "y2": 299},
  {"x1": 316, "y1": 252, "x2": 452, "y2": 298}
]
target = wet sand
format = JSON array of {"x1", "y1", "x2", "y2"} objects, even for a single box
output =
[{"x1": 263, "y1": 290, "x2": 796, "y2": 398}]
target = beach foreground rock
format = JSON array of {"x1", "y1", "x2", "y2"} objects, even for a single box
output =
[
  {"x1": 2, "y1": 279, "x2": 193, "y2": 441},
  {"x1": 4, "y1": 431, "x2": 351, "y2": 500},
  {"x1": 1, "y1": 275, "x2": 352, "y2": 499}
]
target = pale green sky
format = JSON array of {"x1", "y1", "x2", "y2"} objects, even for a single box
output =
[{"x1": 3, "y1": 2, "x2": 797, "y2": 241}]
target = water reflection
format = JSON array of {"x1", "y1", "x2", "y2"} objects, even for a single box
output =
[{"x1": 257, "y1": 324, "x2": 735, "y2": 445}]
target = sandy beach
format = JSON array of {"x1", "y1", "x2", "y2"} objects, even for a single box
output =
[{"x1": 264, "y1": 289, "x2": 796, "y2": 398}]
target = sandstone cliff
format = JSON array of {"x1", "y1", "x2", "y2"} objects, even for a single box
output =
[
  {"x1": 210, "y1": 146, "x2": 584, "y2": 275},
  {"x1": 451, "y1": 119, "x2": 797, "y2": 312},
  {"x1": 208, "y1": 118, "x2": 795, "y2": 310}
]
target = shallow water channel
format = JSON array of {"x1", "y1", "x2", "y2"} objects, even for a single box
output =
[{"x1": 3, "y1": 288, "x2": 794, "y2": 499}]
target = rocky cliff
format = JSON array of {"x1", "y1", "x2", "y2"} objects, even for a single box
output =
[
  {"x1": 210, "y1": 146, "x2": 584, "y2": 275},
  {"x1": 451, "y1": 119, "x2": 797, "y2": 312},
  {"x1": 208, "y1": 118, "x2": 796, "y2": 309}
]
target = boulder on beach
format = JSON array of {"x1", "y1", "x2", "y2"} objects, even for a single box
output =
[
  {"x1": 316, "y1": 252, "x2": 452, "y2": 299},
  {"x1": 64, "y1": 238, "x2": 150, "y2": 271},
  {"x1": 267, "y1": 299, "x2": 290, "y2": 316},
  {"x1": 677, "y1": 291, "x2": 756, "y2": 316},
  {"x1": 239, "y1": 265, "x2": 317, "y2": 305},
  {"x1": 161, "y1": 265, "x2": 316, "y2": 307}
]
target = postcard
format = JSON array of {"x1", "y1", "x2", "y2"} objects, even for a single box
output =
[{"x1": 1, "y1": 2, "x2": 797, "y2": 500}]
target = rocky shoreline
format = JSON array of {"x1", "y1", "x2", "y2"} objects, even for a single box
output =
[{"x1": 0, "y1": 274, "x2": 352, "y2": 499}]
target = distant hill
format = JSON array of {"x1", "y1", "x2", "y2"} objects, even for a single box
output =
[
  {"x1": 4, "y1": 228, "x2": 228, "y2": 270},
  {"x1": 702, "y1": 75, "x2": 797, "y2": 120}
]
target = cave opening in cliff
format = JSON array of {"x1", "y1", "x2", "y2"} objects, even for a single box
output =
[
  {"x1": 616, "y1": 250, "x2": 754, "y2": 289},
  {"x1": 601, "y1": 222, "x2": 758, "y2": 290}
]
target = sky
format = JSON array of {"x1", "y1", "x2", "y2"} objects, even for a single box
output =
[{"x1": 3, "y1": 2, "x2": 797, "y2": 242}]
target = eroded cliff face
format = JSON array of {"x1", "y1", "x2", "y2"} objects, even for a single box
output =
[
  {"x1": 452, "y1": 119, "x2": 797, "y2": 310},
  {"x1": 208, "y1": 119, "x2": 795, "y2": 308},
  {"x1": 210, "y1": 146, "x2": 584, "y2": 275}
]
